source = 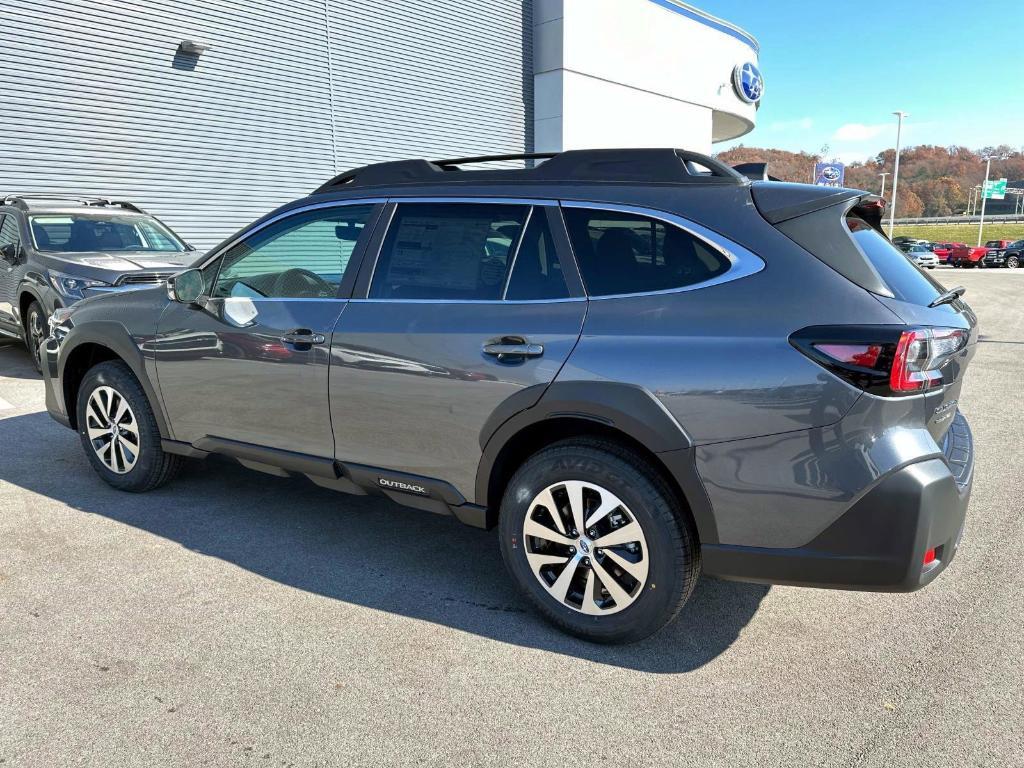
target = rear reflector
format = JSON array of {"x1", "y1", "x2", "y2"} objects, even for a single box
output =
[{"x1": 923, "y1": 548, "x2": 937, "y2": 565}]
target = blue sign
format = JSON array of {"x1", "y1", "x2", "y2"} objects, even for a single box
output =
[
  {"x1": 732, "y1": 62, "x2": 763, "y2": 104},
  {"x1": 814, "y1": 162, "x2": 845, "y2": 187}
]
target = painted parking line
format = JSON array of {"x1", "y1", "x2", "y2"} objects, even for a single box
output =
[{"x1": 0, "y1": 396, "x2": 14, "y2": 411}]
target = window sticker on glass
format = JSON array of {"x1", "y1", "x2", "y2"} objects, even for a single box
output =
[{"x1": 386, "y1": 215, "x2": 496, "y2": 291}]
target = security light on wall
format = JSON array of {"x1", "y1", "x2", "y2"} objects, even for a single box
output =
[{"x1": 177, "y1": 40, "x2": 211, "y2": 55}]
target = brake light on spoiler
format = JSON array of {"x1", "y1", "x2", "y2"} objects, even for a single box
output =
[{"x1": 790, "y1": 326, "x2": 969, "y2": 396}]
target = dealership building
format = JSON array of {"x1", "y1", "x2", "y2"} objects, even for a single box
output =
[{"x1": 2, "y1": 0, "x2": 760, "y2": 248}]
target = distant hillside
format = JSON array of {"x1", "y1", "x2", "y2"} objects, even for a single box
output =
[{"x1": 715, "y1": 145, "x2": 1024, "y2": 218}]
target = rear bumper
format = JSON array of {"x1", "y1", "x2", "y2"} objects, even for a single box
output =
[{"x1": 702, "y1": 412, "x2": 973, "y2": 592}]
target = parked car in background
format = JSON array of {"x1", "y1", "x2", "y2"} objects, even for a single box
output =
[
  {"x1": 949, "y1": 243, "x2": 988, "y2": 268},
  {"x1": 39, "y1": 149, "x2": 977, "y2": 643},
  {"x1": 904, "y1": 244, "x2": 938, "y2": 269},
  {"x1": 1000, "y1": 240, "x2": 1024, "y2": 269},
  {"x1": 0, "y1": 195, "x2": 194, "y2": 371},
  {"x1": 981, "y1": 239, "x2": 1018, "y2": 268},
  {"x1": 932, "y1": 243, "x2": 960, "y2": 263}
]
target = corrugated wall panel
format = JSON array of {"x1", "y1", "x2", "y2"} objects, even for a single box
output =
[
  {"x1": 330, "y1": 0, "x2": 533, "y2": 169},
  {"x1": 1, "y1": 0, "x2": 532, "y2": 249}
]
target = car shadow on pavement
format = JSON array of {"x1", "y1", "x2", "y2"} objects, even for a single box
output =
[
  {"x1": 0, "y1": 341, "x2": 40, "y2": 381},
  {"x1": 0, "y1": 410, "x2": 769, "y2": 673}
]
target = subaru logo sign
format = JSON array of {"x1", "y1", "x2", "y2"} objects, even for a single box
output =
[{"x1": 732, "y1": 62, "x2": 763, "y2": 105}]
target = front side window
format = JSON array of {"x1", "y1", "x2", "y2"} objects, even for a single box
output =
[
  {"x1": 29, "y1": 214, "x2": 185, "y2": 253},
  {"x1": 369, "y1": 203, "x2": 529, "y2": 300},
  {"x1": 0, "y1": 214, "x2": 19, "y2": 248},
  {"x1": 212, "y1": 204, "x2": 375, "y2": 299},
  {"x1": 562, "y1": 208, "x2": 730, "y2": 297}
]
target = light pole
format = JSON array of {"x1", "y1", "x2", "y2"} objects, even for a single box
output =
[
  {"x1": 887, "y1": 111, "x2": 907, "y2": 238},
  {"x1": 977, "y1": 154, "x2": 1002, "y2": 246},
  {"x1": 879, "y1": 172, "x2": 890, "y2": 198}
]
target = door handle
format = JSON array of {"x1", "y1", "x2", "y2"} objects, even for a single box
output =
[
  {"x1": 483, "y1": 337, "x2": 544, "y2": 362},
  {"x1": 281, "y1": 329, "x2": 326, "y2": 349}
]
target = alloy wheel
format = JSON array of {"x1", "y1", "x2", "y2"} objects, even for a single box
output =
[
  {"x1": 1008, "y1": 256, "x2": 1019, "y2": 269},
  {"x1": 522, "y1": 480, "x2": 649, "y2": 615},
  {"x1": 26, "y1": 306, "x2": 46, "y2": 369},
  {"x1": 85, "y1": 386, "x2": 140, "y2": 474}
]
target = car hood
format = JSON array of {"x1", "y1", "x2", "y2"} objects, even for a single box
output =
[{"x1": 50, "y1": 250, "x2": 194, "y2": 271}]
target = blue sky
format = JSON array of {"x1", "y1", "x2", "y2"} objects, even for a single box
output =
[{"x1": 702, "y1": 0, "x2": 1024, "y2": 162}]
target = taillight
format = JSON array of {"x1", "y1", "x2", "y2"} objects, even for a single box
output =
[
  {"x1": 790, "y1": 325, "x2": 969, "y2": 396},
  {"x1": 890, "y1": 328, "x2": 968, "y2": 392}
]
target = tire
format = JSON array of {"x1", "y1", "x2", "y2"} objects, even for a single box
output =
[
  {"x1": 498, "y1": 438, "x2": 699, "y2": 643},
  {"x1": 76, "y1": 360, "x2": 182, "y2": 492},
  {"x1": 1008, "y1": 255, "x2": 1020, "y2": 269},
  {"x1": 23, "y1": 300, "x2": 46, "y2": 374}
]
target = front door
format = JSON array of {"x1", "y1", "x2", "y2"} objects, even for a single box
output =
[
  {"x1": 330, "y1": 201, "x2": 586, "y2": 499},
  {"x1": 155, "y1": 201, "x2": 381, "y2": 458}
]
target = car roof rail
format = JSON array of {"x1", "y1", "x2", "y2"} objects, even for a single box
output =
[
  {"x1": 312, "y1": 148, "x2": 747, "y2": 194},
  {"x1": 1, "y1": 194, "x2": 146, "y2": 213}
]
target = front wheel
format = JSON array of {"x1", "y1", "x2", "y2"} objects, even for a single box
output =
[
  {"x1": 76, "y1": 360, "x2": 182, "y2": 492},
  {"x1": 1008, "y1": 255, "x2": 1020, "y2": 269},
  {"x1": 24, "y1": 300, "x2": 46, "y2": 373},
  {"x1": 499, "y1": 439, "x2": 699, "y2": 643}
]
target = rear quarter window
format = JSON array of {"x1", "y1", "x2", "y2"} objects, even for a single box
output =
[
  {"x1": 846, "y1": 217, "x2": 942, "y2": 305},
  {"x1": 562, "y1": 208, "x2": 730, "y2": 297}
]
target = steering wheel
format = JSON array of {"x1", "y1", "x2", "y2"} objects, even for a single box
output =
[{"x1": 271, "y1": 268, "x2": 335, "y2": 298}]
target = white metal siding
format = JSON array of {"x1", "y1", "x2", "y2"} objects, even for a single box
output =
[{"x1": 0, "y1": 0, "x2": 532, "y2": 250}]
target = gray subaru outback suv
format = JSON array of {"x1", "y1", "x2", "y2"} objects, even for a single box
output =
[
  {"x1": 0, "y1": 195, "x2": 193, "y2": 371},
  {"x1": 40, "y1": 150, "x2": 976, "y2": 643}
]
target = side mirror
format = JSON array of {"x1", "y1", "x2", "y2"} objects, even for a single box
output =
[
  {"x1": 166, "y1": 268, "x2": 205, "y2": 304},
  {"x1": 0, "y1": 242, "x2": 21, "y2": 263}
]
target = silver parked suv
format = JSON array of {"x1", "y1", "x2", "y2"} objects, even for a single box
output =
[{"x1": 40, "y1": 150, "x2": 977, "y2": 643}]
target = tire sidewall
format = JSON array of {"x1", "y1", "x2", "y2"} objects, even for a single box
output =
[
  {"x1": 76, "y1": 362, "x2": 161, "y2": 491},
  {"x1": 499, "y1": 445, "x2": 692, "y2": 643}
]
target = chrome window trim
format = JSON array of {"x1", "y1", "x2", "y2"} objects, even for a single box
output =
[
  {"x1": 558, "y1": 200, "x2": 765, "y2": 300},
  {"x1": 383, "y1": 196, "x2": 558, "y2": 207},
  {"x1": 195, "y1": 197, "x2": 388, "y2": 271}
]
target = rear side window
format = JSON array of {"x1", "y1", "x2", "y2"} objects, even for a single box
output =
[
  {"x1": 505, "y1": 211, "x2": 569, "y2": 300},
  {"x1": 370, "y1": 203, "x2": 529, "y2": 300},
  {"x1": 562, "y1": 208, "x2": 729, "y2": 297},
  {"x1": 846, "y1": 217, "x2": 941, "y2": 305}
]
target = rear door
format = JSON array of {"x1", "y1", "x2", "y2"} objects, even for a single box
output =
[
  {"x1": 329, "y1": 199, "x2": 586, "y2": 499},
  {"x1": 154, "y1": 201, "x2": 382, "y2": 458}
]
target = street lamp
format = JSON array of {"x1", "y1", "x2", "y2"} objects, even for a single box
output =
[
  {"x1": 977, "y1": 153, "x2": 1006, "y2": 246},
  {"x1": 878, "y1": 171, "x2": 890, "y2": 198},
  {"x1": 887, "y1": 111, "x2": 907, "y2": 238}
]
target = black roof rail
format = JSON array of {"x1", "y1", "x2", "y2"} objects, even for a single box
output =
[
  {"x1": 312, "y1": 148, "x2": 746, "y2": 194},
  {"x1": 1, "y1": 194, "x2": 146, "y2": 214}
]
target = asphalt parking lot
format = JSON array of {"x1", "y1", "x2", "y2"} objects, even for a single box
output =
[{"x1": 1, "y1": 269, "x2": 1022, "y2": 767}]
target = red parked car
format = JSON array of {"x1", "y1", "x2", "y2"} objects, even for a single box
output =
[
  {"x1": 932, "y1": 242, "x2": 960, "y2": 263},
  {"x1": 950, "y1": 242, "x2": 989, "y2": 267}
]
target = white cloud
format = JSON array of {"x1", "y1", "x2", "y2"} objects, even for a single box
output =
[{"x1": 833, "y1": 123, "x2": 890, "y2": 142}]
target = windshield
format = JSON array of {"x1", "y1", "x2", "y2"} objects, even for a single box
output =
[{"x1": 29, "y1": 214, "x2": 186, "y2": 253}]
